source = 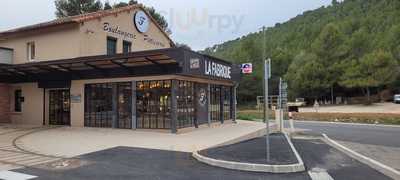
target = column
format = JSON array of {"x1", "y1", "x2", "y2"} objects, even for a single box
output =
[
  {"x1": 170, "y1": 80, "x2": 178, "y2": 133},
  {"x1": 112, "y1": 83, "x2": 118, "y2": 128},
  {"x1": 207, "y1": 84, "x2": 211, "y2": 127},
  {"x1": 131, "y1": 81, "x2": 137, "y2": 129},
  {"x1": 233, "y1": 84, "x2": 238, "y2": 122},
  {"x1": 219, "y1": 86, "x2": 224, "y2": 124}
]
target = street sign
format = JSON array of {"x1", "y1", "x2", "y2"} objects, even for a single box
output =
[{"x1": 241, "y1": 63, "x2": 253, "y2": 74}]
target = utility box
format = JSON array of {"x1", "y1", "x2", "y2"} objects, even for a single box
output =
[{"x1": 0, "y1": 47, "x2": 13, "y2": 64}]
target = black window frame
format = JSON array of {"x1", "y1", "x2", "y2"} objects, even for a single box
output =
[
  {"x1": 14, "y1": 90, "x2": 22, "y2": 112},
  {"x1": 106, "y1": 36, "x2": 118, "y2": 55},
  {"x1": 122, "y1": 40, "x2": 132, "y2": 54}
]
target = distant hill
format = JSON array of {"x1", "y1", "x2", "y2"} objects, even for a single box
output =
[{"x1": 202, "y1": 0, "x2": 400, "y2": 104}]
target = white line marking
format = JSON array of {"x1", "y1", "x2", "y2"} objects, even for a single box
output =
[
  {"x1": 308, "y1": 168, "x2": 334, "y2": 180},
  {"x1": 0, "y1": 170, "x2": 37, "y2": 180}
]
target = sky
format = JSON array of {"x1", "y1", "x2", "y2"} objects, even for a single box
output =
[{"x1": 0, "y1": 0, "x2": 332, "y2": 50}]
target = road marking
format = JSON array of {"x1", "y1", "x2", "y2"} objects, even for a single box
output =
[
  {"x1": 0, "y1": 170, "x2": 37, "y2": 180},
  {"x1": 308, "y1": 168, "x2": 334, "y2": 180}
]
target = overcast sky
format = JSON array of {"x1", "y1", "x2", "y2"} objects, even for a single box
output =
[{"x1": 0, "y1": 0, "x2": 331, "y2": 50}]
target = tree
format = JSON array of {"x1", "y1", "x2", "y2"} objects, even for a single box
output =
[
  {"x1": 340, "y1": 50, "x2": 399, "y2": 104},
  {"x1": 285, "y1": 52, "x2": 330, "y2": 100},
  {"x1": 175, "y1": 43, "x2": 191, "y2": 50},
  {"x1": 55, "y1": 0, "x2": 103, "y2": 18},
  {"x1": 311, "y1": 23, "x2": 347, "y2": 102},
  {"x1": 104, "y1": 1, "x2": 112, "y2": 10}
]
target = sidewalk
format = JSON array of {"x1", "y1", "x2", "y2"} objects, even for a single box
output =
[{"x1": 16, "y1": 120, "x2": 269, "y2": 157}]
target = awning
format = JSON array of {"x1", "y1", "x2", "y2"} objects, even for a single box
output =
[{"x1": 0, "y1": 47, "x2": 241, "y2": 83}]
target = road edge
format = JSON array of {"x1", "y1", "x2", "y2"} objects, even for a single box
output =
[{"x1": 322, "y1": 133, "x2": 400, "y2": 180}]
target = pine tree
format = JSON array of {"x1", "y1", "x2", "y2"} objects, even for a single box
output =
[{"x1": 55, "y1": 0, "x2": 103, "y2": 18}]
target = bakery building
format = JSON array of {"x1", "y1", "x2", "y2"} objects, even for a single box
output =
[{"x1": 0, "y1": 5, "x2": 241, "y2": 133}]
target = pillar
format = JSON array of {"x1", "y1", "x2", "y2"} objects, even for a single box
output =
[
  {"x1": 131, "y1": 81, "x2": 137, "y2": 129},
  {"x1": 170, "y1": 80, "x2": 178, "y2": 133},
  {"x1": 219, "y1": 86, "x2": 224, "y2": 124}
]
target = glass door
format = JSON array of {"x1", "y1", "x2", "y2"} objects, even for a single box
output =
[{"x1": 49, "y1": 89, "x2": 70, "y2": 125}]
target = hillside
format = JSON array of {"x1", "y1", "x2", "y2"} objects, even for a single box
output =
[{"x1": 202, "y1": 0, "x2": 400, "y2": 104}]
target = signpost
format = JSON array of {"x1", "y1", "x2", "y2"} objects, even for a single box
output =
[{"x1": 264, "y1": 58, "x2": 271, "y2": 162}]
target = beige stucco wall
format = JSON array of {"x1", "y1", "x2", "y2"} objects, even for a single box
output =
[
  {"x1": 0, "y1": 27, "x2": 80, "y2": 64},
  {"x1": 0, "y1": 7, "x2": 172, "y2": 65},
  {"x1": 9, "y1": 83, "x2": 44, "y2": 125},
  {"x1": 78, "y1": 8, "x2": 171, "y2": 56}
]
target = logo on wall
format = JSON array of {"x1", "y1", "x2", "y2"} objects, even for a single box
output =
[
  {"x1": 241, "y1": 63, "x2": 252, "y2": 74},
  {"x1": 204, "y1": 60, "x2": 231, "y2": 79},
  {"x1": 198, "y1": 88, "x2": 207, "y2": 107},
  {"x1": 190, "y1": 58, "x2": 200, "y2": 69},
  {"x1": 134, "y1": 10, "x2": 150, "y2": 33}
]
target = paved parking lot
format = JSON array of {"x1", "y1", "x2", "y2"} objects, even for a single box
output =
[{"x1": 15, "y1": 146, "x2": 310, "y2": 180}]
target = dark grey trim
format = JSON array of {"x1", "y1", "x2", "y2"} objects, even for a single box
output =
[
  {"x1": 131, "y1": 80, "x2": 137, "y2": 129},
  {"x1": 112, "y1": 83, "x2": 118, "y2": 128},
  {"x1": 0, "y1": 47, "x2": 13, "y2": 51},
  {"x1": 170, "y1": 80, "x2": 178, "y2": 133},
  {"x1": 42, "y1": 88, "x2": 46, "y2": 126},
  {"x1": 207, "y1": 84, "x2": 211, "y2": 127},
  {"x1": 220, "y1": 86, "x2": 224, "y2": 124}
]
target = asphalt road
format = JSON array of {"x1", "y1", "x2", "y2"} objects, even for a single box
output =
[
  {"x1": 292, "y1": 121, "x2": 400, "y2": 148},
  {"x1": 291, "y1": 120, "x2": 400, "y2": 171}
]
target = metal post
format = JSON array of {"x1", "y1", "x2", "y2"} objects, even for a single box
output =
[
  {"x1": 279, "y1": 78, "x2": 283, "y2": 132},
  {"x1": 264, "y1": 58, "x2": 271, "y2": 162}
]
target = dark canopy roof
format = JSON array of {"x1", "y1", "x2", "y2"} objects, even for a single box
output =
[{"x1": 0, "y1": 47, "x2": 241, "y2": 84}]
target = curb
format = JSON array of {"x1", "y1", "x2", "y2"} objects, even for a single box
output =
[
  {"x1": 322, "y1": 133, "x2": 400, "y2": 180},
  {"x1": 192, "y1": 133, "x2": 305, "y2": 173}
]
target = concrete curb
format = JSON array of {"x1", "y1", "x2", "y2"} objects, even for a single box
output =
[
  {"x1": 322, "y1": 133, "x2": 400, "y2": 180},
  {"x1": 192, "y1": 133, "x2": 305, "y2": 173}
]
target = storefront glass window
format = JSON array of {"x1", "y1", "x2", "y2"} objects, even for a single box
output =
[
  {"x1": 136, "y1": 80, "x2": 171, "y2": 129},
  {"x1": 177, "y1": 81, "x2": 195, "y2": 128}
]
